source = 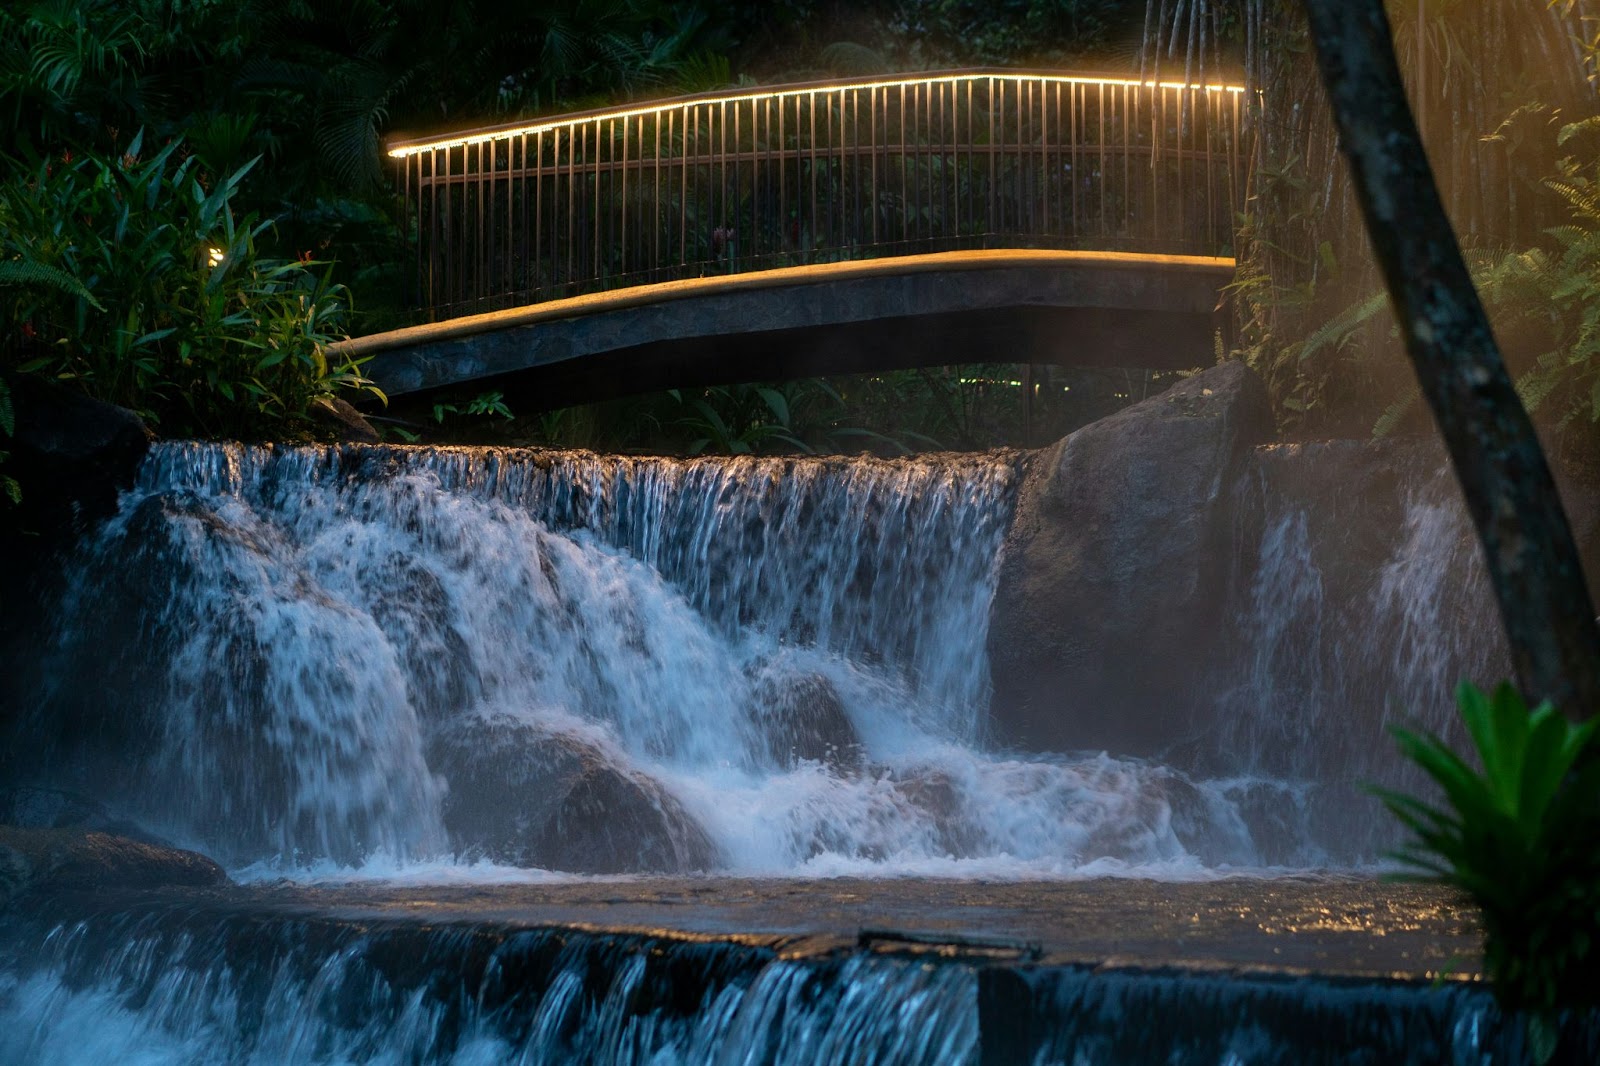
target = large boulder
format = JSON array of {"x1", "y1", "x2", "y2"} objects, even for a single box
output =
[
  {"x1": 0, "y1": 826, "x2": 226, "y2": 908},
  {"x1": 749, "y1": 669, "x2": 863, "y2": 774},
  {"x1": 987, "y1": 361, "x2": 1272, "y2": 756},
  {"x1": 2, "y1": 374, "x2": 152, "y2": 543},
  {"x1": 0, "y1": 376, "x2": 152, "y2": 723},
  {"x1": 431, "y1": 717, "x2": 718, "y2": 874}
]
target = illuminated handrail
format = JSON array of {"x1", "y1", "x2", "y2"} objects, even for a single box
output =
[{"x1": 389, "y1": 69, "x2": 1250, "y2": 320}]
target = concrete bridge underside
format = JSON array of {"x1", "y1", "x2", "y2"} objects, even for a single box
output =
[{"x1": 336, "y1": 250, "x2": 1234, "y2": 411}]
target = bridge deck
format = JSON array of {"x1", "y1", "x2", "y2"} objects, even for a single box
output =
[{"x1": 337, "y1": 249, "x2": 1233, "y2": 404}]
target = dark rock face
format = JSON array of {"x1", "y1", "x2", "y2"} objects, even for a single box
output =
[
  {"x1": 0, "y1": 377, "x2": 152, "y2": 731},
  {"x1": 750, "y1": 671, "x2": 863, "y2": 773},
  {"x1": 431, "y1": 717, "x2": 718, "y2": 874},
  {"x1": 4, "y1": 375, "x2": 153, "y2": 539},
  {"x1": 0, "y1": 788, "x2": 166, "y2": 846},
  {"x1": 987, "y1": 361, "x2": 1273, "y2": 757},
  {"x1": 361, "y1": 555, "x2": 480, "y2": 722},
  {"x1": 0, "y1": 826, "x2": 226, "y2": 907}
]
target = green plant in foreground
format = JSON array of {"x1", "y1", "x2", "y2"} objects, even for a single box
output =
[{"x1": 1377, "y1": 681, "x2": 1600, "y2": 1054}]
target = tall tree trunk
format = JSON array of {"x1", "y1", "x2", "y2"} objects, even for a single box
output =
[{"x1": 1300, "y1": 0, "x2": 1600, "y2": 720}]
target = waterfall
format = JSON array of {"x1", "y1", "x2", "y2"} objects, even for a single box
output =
[
  {"x1": 0, "y1": 905, "x2": 976, "y2": 1065},
  {"x1": 1211, "y1": 441, "x2": 1509, "y2": 856},
  {"x1": 0, "y1": 434, "x2": 1556, "y2": 1065},
  {"x1": 12, "y1": 442, "x2": 1267, "y2": 875}
]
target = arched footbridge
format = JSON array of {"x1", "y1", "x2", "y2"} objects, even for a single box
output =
[{"x1": 339, "y1": 70, "x2": 1250, "y2": 405}]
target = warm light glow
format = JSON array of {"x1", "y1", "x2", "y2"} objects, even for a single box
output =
[
  {"x1": 387, "y1": 72, "x2": 1250, "y2": 159},
  {"x1": 207, "y1": 246, "x2": 225, "y2": 268}
]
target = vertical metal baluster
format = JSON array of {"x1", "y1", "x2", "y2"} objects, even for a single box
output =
[
  {"x1": 950, "y1": 80, "x2": 960, "y2": 242},
  {"x1": 817, "y1": 90, "x2": 828, "y2": 255},
  {"x1": 1001, "y1": 76, "x2": 1012, "y2": 238},
  {"x1": 652, "y1": 111, "x2": 662, "y2": 280},
  {"x1": 630, "y1": 112, "x2": 643, "y2": 273},
  {"x1": 1038, "y1": 79, "x2": 1048, "y2": 238},
  {"x1": 965, "y1": 79, "x2": 975, "y2": 243},
  {"x1": 750, "y1": 99, "x2": 759, "y2": 265},
  {"x1": 868, "y1": 86, "x2": 878, "y2": 247},
  {"x1": 1069, "y1": 83, "x2": 1079, "y2": 238},
  {"x1": 808, "y1": 92, "x2": 818, "y2": 260},
  {"x1": 534, "y1": 132, "x2": 547, "y2": 300},
  {"x1": 835, "y1": 86, "x2": 845, "y2": 254},
  {"x1": 460, "y1": 140, "x2": 467, "y2": 308},
  {"x1": 681, "y1": 106, "x2": 691, "y2": 268},
  {"x1": 452, "y1": 145, "x2": 462, "y2": 314},
  {"x1": 778, "y1": 96, "x2": 787, "y2": 256},
  {"x1": 1230, "y1": 88, "x2": 1242, "y2": 251},
  {"x1": 847, "y1": 85, "x2": 856, "y2": 253},
  {"x1": 735, "y1": 101, "x2": 743, "y2": 270},
  {"x1": 916, "y1": 79, "x2": 925, "y2": 247},
  {"x1": 504, "y1": 136, "x2": 514, "y2": 302},
  {"x1": 667, "y1": 109, "x2": 678, "y2": 274},
  {"x1": 836, "y1": 86, "x2": 846, "y2": 255},
  {"x1": 546, "y1": 130, "x2": 557, "y2": 296},
  {"x1": 1175, "y1": 86, "x2": 1186, "y2": 249},
  {"x1": 1098, "y1": 85, "x2": 1108, "y2": 239},
  {"x1": 517, "y1": 133, "x2": 528, "y2": 301},
  {"x1": 401, "y1": 150, "x2": 413, "y2": 310},
  {"x1": 593, "y1": 120, "x2": 603, "y2": 286},
  {"x1": 920, "y1": 80, "x2": 931, "y2": 248},
  {"x1": 1129, "y1": 79, "x2": 1141, "y2": 248},
  {"x1": 936, "y1": 80, "x2": 947, "y2": 245},
  {"x1": 478, "y1": 141, "x2": 488, "y2": 308},
  {"x1": 453, "y1": 144, "x2": 463, "y2": 314},
  {"x1": 897, "y1": 83, "x2": 908, "y2": 244},
  {"x1": 443, "y1": 146, "x2": 452, "y2": 315},
  {"x1": 1152, "y1": 83, "x2": 1163, "y2": 241},
  {"x1": 425, "y1": 150, "x2": 436, "y2": 316},
  {"x1": 986, "y1": 79, "x2": 996, "y2": 239},
  {"x1": 1050, "y1": 80, "x2": 1061, "y2": 241},
  {"x1": 1118, "y1": 83, "x2": 1128, "y2": 247},
  {"x1": 1204, "y1": 88, "x2": 1215, "y2": 253},
  {"x1": 619, "y1": 115, "x2": 629, "y2": 281},
  {"x1": 570, "y1": 128, "x2": 579, "y2": 291},
  {"x1": 1023, "y1": 78, "x2": 1034, "y2": 237}
]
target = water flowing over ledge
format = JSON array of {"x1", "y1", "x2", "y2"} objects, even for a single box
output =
[{"x1": 6, "y1": 432, "x2": 1528, "y2": 876}]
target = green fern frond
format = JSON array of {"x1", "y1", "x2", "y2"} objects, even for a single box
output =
[
  {"x1": 1295, "y1": 290, "x2": 1391, "y2": 365},
  {"x1": 0, "y1": 258, "x2": 104, "y2": 309},
  {"x1": 1373, "y1": 389, "x2": 1418, "y2": 438}
]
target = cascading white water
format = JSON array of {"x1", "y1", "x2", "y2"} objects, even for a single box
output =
[
  {"x1": 1211, "y1": 442, "x2": 1510, "y2": 857},
  {"x1": 17, "y1": 441, "x2": 1270, "y2": 875},
  {"x1": 0, "y1": 435, "x2": 1551, "y2": 1065}
]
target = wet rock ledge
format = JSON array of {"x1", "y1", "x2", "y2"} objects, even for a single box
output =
[{"x1": 5, "y1": 866, "x2": 1597, "y2": 1063}]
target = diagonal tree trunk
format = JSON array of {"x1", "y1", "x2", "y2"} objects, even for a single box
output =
[{"x1": 1300, "y1": 0, "x2": 1600, "y2": 720}]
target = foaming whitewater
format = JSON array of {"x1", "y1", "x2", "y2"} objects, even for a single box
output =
[{"x1": 14, "y1": 441, "x2": 1275, "y2": 877}]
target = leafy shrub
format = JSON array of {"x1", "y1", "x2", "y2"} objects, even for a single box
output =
[
  {"x1": 1377, "y1": 681, "x2": 1600, "y2": 1047},
  {"x1": 0, "y1": 134, "x2": 381, "y2": 439}
]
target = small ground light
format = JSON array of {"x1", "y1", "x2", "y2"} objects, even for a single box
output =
[{"x1": 207, "y1": 247, "x2": 225, "y2": 268}]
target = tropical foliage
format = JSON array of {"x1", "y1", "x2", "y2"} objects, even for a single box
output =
[
  {"x1": 1, "y1": 135, "x2": 376, "y2": 438},
  {"x1": 1378, "y1": 682, "x2": 1599, "y2": 1057},
  {"x1": 1224, "y1": 0, "x2": 1600, "y2": 439}
]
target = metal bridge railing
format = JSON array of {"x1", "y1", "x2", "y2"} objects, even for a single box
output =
[{"x1": 388, "y1": 70, "x2": 1250, "y2": 321}]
